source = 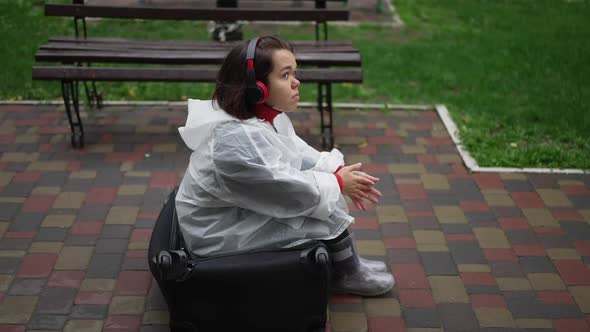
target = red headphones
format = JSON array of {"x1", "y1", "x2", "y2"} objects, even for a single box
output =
[{"x1": 245, "y1": 37, "x2": 269, "y2": 104}]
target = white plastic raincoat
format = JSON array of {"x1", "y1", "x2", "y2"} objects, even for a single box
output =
[{"x1": 175, "y1": 99, "x2": 354, "y2": 257}]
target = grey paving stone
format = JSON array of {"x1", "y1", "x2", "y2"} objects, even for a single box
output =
[
  {"x1": 113, "y1": 195, "x2": 144, "y2": 206},
  {"x1": 448, "y1": 179, "x2": 482, "y2": 200},
  {"x1": 87, "y1": 253, "x2": 124, "y2": 278},
  {"x1": 38, "y1": 171, "x2": 68, "y2": 186},
  {"x1": 0, "y1": 202, "x2": 20, "y2": 221},
  {"x1": 490, "y1": 261, "x2": 525, "y2": 277},
  {"x1": 401, "y1": 200, "x2": 432, "y2": 212},
  {"x1": 62, "y1": 180, "x2": 94, "y2": 192},
  {"x1": 448, "y1": 241, "x2": 486, "y2": 265},
  {"x1": 122, "y1": 257, "x2": 149, "y2": 271},
  {"x1": 441, "y1": 224, "x2": 473, "y2": 234},
  {"x1": 135, "y1": 218, "x2": 157, "y2": 229},
  {"x1": 560, "y1": 221, "x2": 590, "y2": 241},
  {"x1": 35, "y1": 228, "x2": 67, "y2": 242},
  {"x1": 0, "y1": 182, "x2": 36, "y2": 197},
  {"x1": 465, "y1": 285, "x2": 501, "y2": 295},
  {"x1": 387, "y1": 248, "x2": 420, "y2": 264},
  {"x1": 95, "y1": 238, "x2": 129, "y2": 254},
  {"x1": 425, "y1": 164, "x2": 453, "y2": 174},
  {"x1": 36, "y1": 287, "x2": 77, "y2": 314},
  {"x1": 506, "y1": 294, "x2": 583, "y2": 319},
  {"x1": 376, "y1": 195, "x2": 402, "y2": 207},
  {"x1": 537, "y1": 234, "x2": 574, "y2": 249},
  {"x1": 9, "y1": 278, "x2": 46, "y2": 295},
  {"x1": 0, "y1": 257, "x2": 21, "y2": 273},
  {"x1": 101, "y1": 225, "x2": 133, "y2": 239},
  {"x1": 503, "y1": 180, "x2": 535, "y2": 192},
  {"x1": 505, "y1": 230, "x2": 538, "y2": 245},
  {"x1": 491, "y1": 207, "x2": 523, "y2": 218},
  {"x1": 465, "y1": 212, "x2": 497, "y2": 225},
  {"x1": 70, "y1": 304, "x2": 109, "y2": 319},
  {"x1": 402, "y1": 307, "x2": 441, "y2": 328},
  {"x1": 95, "y1": 169, "x2": 124, "y2": 186},
  {"x1": 518, "y1": 256, "x2": 556, "y2": 273},
  {"x1": 77, "y1": 204, "x2": 111, "y2": 222},
  {"x1": 528, "y1": 174, "x2": 559, "y2": 189},
  {"x1": 0, "y1": 237, "x2": 33, "y2": 250},
  {"x1": 64, "y1": 235, "x2": 99, "y2": 246},
  {"x1": 427, "y1": 192, "x2": 458, "y2": 205},
  {"x1": 420, "y1": 252, "x2": 458, "y2": 275},
  {"x1": 8, "y1": 212, "x2": 44, "y2": 232},
  {"x1": 381, "y1": 223, "x2": 411, "y2": 238},
  {"x1": 351, "y1": 229, "x2": 382, "y2": 240},
  {"x1": 409, "y1": 216, "x2": 440, "y2": 230},
  {"x1": 569, "y1": 195, "x2": 590, "y2": 209},
  {"x1": 437, "y1": 303, "x2": 480, "y2": 332},
  {"x1": 27, "y1": 314, "x2": 68, "y2": 330}
]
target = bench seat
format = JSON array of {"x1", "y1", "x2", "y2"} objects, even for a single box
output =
[{"x1": 32, "y1": 66, "x2": 362, "y2": 83}]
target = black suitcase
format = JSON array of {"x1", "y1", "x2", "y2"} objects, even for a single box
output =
[{"x1": 148, "y1": 190, "x2": 330, "y2": 332}]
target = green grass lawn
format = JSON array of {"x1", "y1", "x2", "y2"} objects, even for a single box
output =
[{"x1": 1, "y1": 0, "x2": 589, "y2": 169}]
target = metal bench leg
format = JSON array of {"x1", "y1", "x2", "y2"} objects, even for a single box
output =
[
  {"x1": 74, "y1": 14, "x2": 103, "y2": 109},
  {"x1": 61, "y1": 80, "x2": 85, "y2": 148},
  {"x1": 318, "y1": 83, "x2": 334, "y2": 150}
]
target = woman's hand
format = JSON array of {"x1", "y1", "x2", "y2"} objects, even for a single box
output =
[{"x1": 336, "y1": 163, "x2": 382, "y2": 210}]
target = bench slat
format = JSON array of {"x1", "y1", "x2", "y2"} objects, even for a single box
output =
[
  {"x1": 84, "y1": 0, "x2": 347, "y2": 9},
  {"x1": 47, "y1": 36, "x2": 354, "y2": 48},
  {"x1": 32, "y1": 66, "x2": 362, "y2": 83},
  {"x1": 41, "y1": 41, "x2": 358, "y2": 53},
  {"x1": 35, "y1": 50, "x2": 361, "y2": 66},
  {"x1": 45, "y1": 4, "x2": 350, "y2": 21}
]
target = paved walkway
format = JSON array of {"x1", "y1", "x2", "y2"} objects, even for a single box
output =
[{"x1": 0, "y1": 103, "x2": 589, "y2": 331}]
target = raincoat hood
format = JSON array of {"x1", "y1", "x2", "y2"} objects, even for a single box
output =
[{"x1": 178, "y1": 99, "x2": 238, "y2": 151}]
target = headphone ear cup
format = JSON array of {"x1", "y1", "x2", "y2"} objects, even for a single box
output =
[{"x1": 256, "y1": 81, "x2": 269, "y2": 104}]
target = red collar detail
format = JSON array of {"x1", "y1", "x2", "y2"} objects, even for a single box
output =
[{"x1": 255, "y1": 103, "x2": 282, "y2": 125}]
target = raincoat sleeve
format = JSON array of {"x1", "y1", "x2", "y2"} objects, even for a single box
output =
[
  {"x1": 293, "y1": 135, "x2": 344, "y2": 173},
  {"x1": 211, "y1": 125, "x2": 341, "y2": 221}
]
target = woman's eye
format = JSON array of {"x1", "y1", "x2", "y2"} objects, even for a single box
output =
[{"x1": 282, "y1": 73, "x2": 289, "y2": 79}]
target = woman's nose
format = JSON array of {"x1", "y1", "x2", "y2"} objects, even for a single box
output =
[{"x1": 293, "y1": 78, "x2": 300, "y2": 88}]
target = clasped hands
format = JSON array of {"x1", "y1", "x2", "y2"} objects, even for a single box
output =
[{"x1": 336, "y1": 163, "x2": 382, "y2": 211}]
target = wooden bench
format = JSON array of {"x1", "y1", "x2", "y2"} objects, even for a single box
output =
[{"x1": 32, "y1": 1, "x2": 362, "y2": 149}]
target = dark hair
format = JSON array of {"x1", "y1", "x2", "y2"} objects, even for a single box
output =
[{"x1": 212, "y1": 35, "x2": 294, "y2": 119}]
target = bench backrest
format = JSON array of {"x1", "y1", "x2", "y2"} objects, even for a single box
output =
[{"x1": 45, "y1": 3, "x2": 350, "y2": 22}]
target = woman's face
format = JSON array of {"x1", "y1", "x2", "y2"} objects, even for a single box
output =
[{"x1": 264, "y1": 49, "x2": 300, "y2": 112}]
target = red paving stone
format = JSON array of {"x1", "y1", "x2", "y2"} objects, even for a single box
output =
[
  {"x1": 554, "y1": 260, "x2": 590, "y2": 285},
  {"x1": 104, "y1": 315, "x2": 142, "y2": 332},
  {"x1": 537, "y1": 291, "x2": 576, "y2": 305},
  {"x1": 75, "y1": 291, "x2": 113, "y2": 305},
  {"x1": 86, "y1": 187, "x2": 118, "y2": 204},
  {"x1": 115, "y1": 271, "x2": 152, "y2": 295},
  {"x1": 470, "y1": 294, "x2": 507, "y2": 308},
  {"x1": 367, "y1": 317, "x2": 406, "y2": 332},
  {"x1": 16, "y1": 253, "x2": 58, "y2": 278},
  {"x1": 48, "y1": 271, "x2": 86, "y2": 288},
  {"x1": 399, "y1": 289, "x2": 434, "y2": 308},
  {"x1": 392, "y1": 264, "x2": 429, "y2": 289},
  {"x1": 70, "y1": 221, "x2": 104, "y2": 235},
  {"x1": 552, "y1": 319, "x2": 590, "y2": 332},
  {"x1": 21, "y1": 195, "x2": 56, "y2": 213}
]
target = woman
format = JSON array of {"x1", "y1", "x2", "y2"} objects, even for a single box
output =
[{"x1": 176, "y1": 36, "x2": 394, "y2": 296}]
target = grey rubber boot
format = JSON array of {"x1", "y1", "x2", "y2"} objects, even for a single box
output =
[
  {"x1": 359, "y1": 257, "x2": 387, "y2": 273},
  {"x1": 327, "y1": 232, "x2": 394, "y2": 297}
]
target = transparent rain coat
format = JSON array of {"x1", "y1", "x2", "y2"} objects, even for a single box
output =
[{"x1": 175, "y1": 99, "x2": 354, "y2": 257}]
